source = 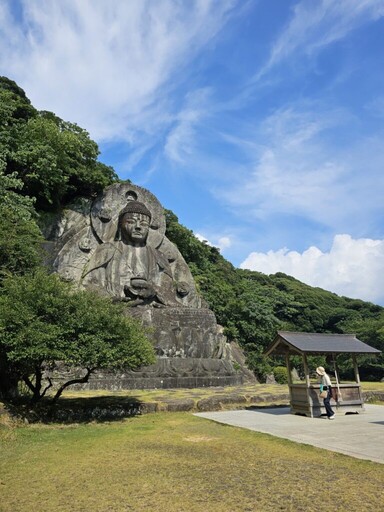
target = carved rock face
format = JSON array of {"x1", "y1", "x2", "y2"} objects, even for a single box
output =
[
  {"x1": 49, "y1": 182, "x2": 200, "y2": 308},
  {"x1": 45, "y1": 182, "x2": 241, "y2": 388}
]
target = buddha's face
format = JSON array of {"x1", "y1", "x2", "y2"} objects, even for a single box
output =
[{"x1": 120, "y1": 212, "x2": 150, "y2": 246}]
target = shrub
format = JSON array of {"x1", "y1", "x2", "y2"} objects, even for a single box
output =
[{"x1": 273, "y1": 366, "x2": 288, "y2": 384}]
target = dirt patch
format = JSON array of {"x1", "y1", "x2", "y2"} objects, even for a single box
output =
[{"x1": 183, "y1": 435, "x2": 218, "y2": 443}]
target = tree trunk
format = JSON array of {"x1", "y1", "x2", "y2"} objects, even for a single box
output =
[
  {"x1": 32, "y1": 366, "x2": 43, "y2": 402},
  {"x1": 22, "y1": 366, "x2": 45, "y2": 402},
  {"x1": 22, "y1": 375, "x2": 36, "y2": 395},
  {"x1": 0, "y1": 358, "x2": 20, "y2": 399}
]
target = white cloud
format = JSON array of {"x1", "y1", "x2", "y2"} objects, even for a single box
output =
[
  {"x1": 260, "y1": 0, "x2": 384, "y2": 76},
  {"x1": 241, "y1": 234, "x2": 384, "y2": 304},
  {"x1": 217, "y1": 236, "x2": 232, "y2": 251},
  {"x1": 0, "y1": 0, "x2": 237, "y2": 141},
  {"x1": 195, "y1": 233, "x2": 211, "y2": 244},
  {"x1": 218, "y1": 103, "x2": 384, "y2": 233},
  {"x1": 195, "y1": 233, "x2": 232, "y2": 252}
]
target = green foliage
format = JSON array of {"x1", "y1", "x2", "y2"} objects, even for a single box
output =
[
  {"x1": 273, "y1": 366, "x2": 288, "y2": 384},
  {"x1": 0, "y1": 170, "x2": 43, "y2": 277},
  {"x1": 0, "y1": 77, "x2": 152, "y2": 401},
  {"x1": 335, "y1": 313, "x2": 384, "y2": 381},
  {"x1": 0, "y1": 77, "x2": 118, "y2": 210},
  {"x1": 244, "y1": 345, "x2": 273, "y2": 381},
  {"x1": 164, "y1": 210, "x2": 222, "y2": 270},
  {"x1": 0, "y1": 77, "x2": 37, "y2": 128},
  {"x1": 0, "y1": 271, "x2": 155, "y2": 401}
]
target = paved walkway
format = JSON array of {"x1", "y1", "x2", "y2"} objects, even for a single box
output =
[{"x1": 195, "y1": 404, "x2": 384, "y2": 464}]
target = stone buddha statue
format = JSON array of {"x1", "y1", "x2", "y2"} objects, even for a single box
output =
[
  {"x1": 82, "y1": 199, "x2": 179, "y2": 306},
  {"x1": 44, "y1": 182, "x2": 243, "y2": 389}
]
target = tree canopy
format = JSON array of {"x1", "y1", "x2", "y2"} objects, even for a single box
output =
[
  {"x1": 0, "y1": 76, "x2": 118, "y2": 210},
  {"x1": 0, "y1": 271, "x2": 155, "y2": 401},
  {"x1": 0, "y1": 170, "x2": 43, "y2": 277}
]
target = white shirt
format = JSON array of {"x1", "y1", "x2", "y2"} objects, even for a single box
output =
[{"x1": 320, "y1": 373, "x2": 332, "y2": 387}]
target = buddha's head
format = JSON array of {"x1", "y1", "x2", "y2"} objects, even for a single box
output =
[{"x1": 118, "y1": 201, "x2": 152, "y2": 246}]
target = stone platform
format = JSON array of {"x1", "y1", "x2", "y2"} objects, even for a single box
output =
[
  {"x1": 52, "y1": 357, "x2": 243, "y2": 391},
  {"x1": 196, "y1": 404, "x2": 384, "y2": 464}
]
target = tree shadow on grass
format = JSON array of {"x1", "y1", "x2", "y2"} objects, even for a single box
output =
[{"x1": 2, "y1": 395, "x2": 155, "y2": 424}]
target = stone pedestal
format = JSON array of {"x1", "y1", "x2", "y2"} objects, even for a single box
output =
[
  {"x1": 67, "y1": 306, "x2": 242, "y2": 390},
  {"x1": 134, "y1": 307, "x2": 225, "y2": 359},
  {"x1": 69, "y1": 359, "x2": 243, "y2": 390}
]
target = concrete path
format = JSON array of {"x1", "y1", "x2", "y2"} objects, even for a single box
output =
[{"x1": 195, "y1": 404, "x2": 384, "y2": 464}]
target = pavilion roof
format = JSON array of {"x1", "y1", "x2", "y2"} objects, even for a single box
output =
[{"x1": 264, "y1": 331, "x2": 381, "y2": 357}]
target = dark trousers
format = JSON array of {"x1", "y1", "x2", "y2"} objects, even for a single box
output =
[{"x1": 323, "y1": 387, "x2": 335, "y2": 417}]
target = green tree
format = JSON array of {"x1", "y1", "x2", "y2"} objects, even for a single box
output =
[
  {"x1": 165, "y1": 209, "x2": 216, "y2": 270},
  {"x1": 0, "y1": 271, "x2": 155, "y2": 401},
  {"x1": 1, "y1": 76, "x2": 118, "y2": 210},
  {"x1": 244, "y1": 344, "x2": 273, "y2": 381},
  {"x1": 2, "y1": 76, "x2": 383, "y2": 384},
  {"x1": 0, "y1": 170, "x2": 43, "y2": 277},
  {"x1": 8, "y1": 114, "x2": 118, "y2": 209}
]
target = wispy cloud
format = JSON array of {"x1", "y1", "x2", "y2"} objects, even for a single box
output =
[
  {"x1": 164, "y1": 88, "x2": 213, "y2": 164},
  {"x1": 217, "y1": 102, "x2": 384, "y2": 234},
  {"x1": 0, "y1": 0, "x2": 237, "y2": 141},
  {"x1": 258, "y1": 0, "x2": 384, "y2": 77},
  {"x1": 365, "y1": 95, "x2": 384, "y2": 118},
  {"x1": 241, "y1": 234, "x2": 384, "y2": 304}
]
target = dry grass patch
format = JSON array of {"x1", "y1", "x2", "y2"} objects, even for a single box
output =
[
  {"x1": 360, "y1": 381, "x2": 384, "y2": 392},
  {"x1": 51, "y1": 381, "x2": 384, "y2": 404},
  {"x1": 1, "y1": 411, "x2": 384, "y2": 512},
  {"x1": 183, "y1": 435, "x2": 218, "y2": 442},
  {"x1": 55, "y1": 383, "x2": 289, "y2": 401}
]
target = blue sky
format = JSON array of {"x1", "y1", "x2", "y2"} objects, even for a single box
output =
[{"x1": 1, "y1": 0, "x2": 384, "y2": 304}]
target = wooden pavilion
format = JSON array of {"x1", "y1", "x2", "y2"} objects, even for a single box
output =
[{"x1": 264, "y1": 331, "x2": 381, "y2": 418}]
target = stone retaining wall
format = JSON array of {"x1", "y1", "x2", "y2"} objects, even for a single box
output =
[{"x1": 2, "y1": 391, "x2": 383, "y2": 424}]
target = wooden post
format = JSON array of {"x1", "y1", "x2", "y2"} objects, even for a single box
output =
[
  {"x1": 303, "y1": 354, "x2": 313, "y2": 416},
  {"x1": 303, "y1": 354, "x2": 310, "y2": 387},
  {"x1": 332, "y1": 353, "x2": 342, "y2": 403},
  {"x1": 285, "y1": 353, "x2": 293, "y2": 385},
  {"x1": 352, "y1": 354, "x2": 363, "y2": 404},
  {"x1": 352, "y1": 354, "x2": 361, "y2": 385},
  {"x1": 285, "y1": 353, "x2": 293, "y2": 403}
]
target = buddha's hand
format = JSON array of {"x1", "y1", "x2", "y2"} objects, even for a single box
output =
[{"x1": 129, "y1": 278, "x2": 155, "y2": 299}]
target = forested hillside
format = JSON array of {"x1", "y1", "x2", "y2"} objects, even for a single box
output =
[
  {"x1": 165, "y1": 211, "x2": 384, "y2": 379},
  {"x1": 1, "y1": 76, "x2": 383, "y2": 385}
]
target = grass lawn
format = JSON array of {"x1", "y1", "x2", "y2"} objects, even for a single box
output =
[{"x1": 1, "y1": 408, "x2": 384, "y2": 512}]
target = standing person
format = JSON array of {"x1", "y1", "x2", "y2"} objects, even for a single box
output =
[{"x1": 316, "y1": 366, "x2": 335, "y2": 420}]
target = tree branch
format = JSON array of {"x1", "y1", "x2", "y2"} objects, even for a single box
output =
[
  {"x1": 40, "y1": 376, "x2": 53, "y2": 399},
  {"x1": 22, "y1": 374, "x2": 36, "y2": 394},
  {"x1": 51, "y1": 368, "x2": 95, "y2": 403}
]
